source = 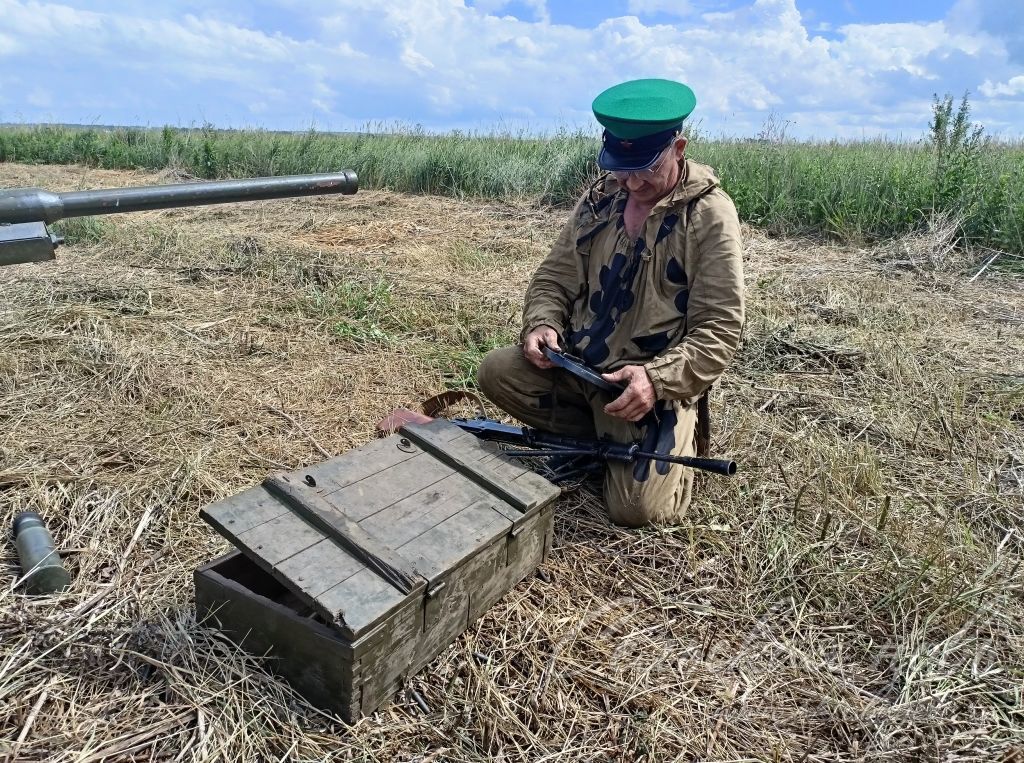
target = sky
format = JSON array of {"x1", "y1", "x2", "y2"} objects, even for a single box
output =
[{"x1": 1, "y1": 0, "x2": 1022, "y2": 139}]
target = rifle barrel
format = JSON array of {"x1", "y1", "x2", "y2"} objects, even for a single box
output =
[{"x1": 638, "y1": 452, "x2": 738, "y2": 476}]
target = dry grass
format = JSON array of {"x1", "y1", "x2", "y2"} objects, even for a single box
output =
[{"x1": 1, "y1": 163, "x2": 1022, "y2": 762}]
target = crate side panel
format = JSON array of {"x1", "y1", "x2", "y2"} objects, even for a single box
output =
[
  {"x1": 199, "y1": 550, "x2": 292, "y2": 601},
  {"x1": 355, "y1": 596, "x2": 425, "y2": 716},
  {"x1": 412, "y1": 536, "x2": 507, "y2": 671},
  {"x1": 507, "y1": 503, "x2": 554, "y2": 579},
  {"x1": 195, "y1": 563, "x2": 361, "y2": 723},
  {"x1": 469, "y1": 504, "x2": 553, "y2": 622}
]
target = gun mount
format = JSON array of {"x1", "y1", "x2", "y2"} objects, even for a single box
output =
[{"x1": 0, "y1": 171, "x2": 358, "y2": 267}]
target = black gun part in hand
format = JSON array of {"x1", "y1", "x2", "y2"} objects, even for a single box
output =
[{"x1": 542, "y1": 347, "x2": 625, "y2": 395}]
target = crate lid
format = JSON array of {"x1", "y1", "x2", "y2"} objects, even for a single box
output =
[{"x1": 200, "y1": 419, "x2": 559, "y2": 640}]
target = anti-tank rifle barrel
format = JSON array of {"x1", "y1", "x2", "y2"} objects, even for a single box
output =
[{"x1": 0, "y1": 171, "x2": 358, "y2": 225}]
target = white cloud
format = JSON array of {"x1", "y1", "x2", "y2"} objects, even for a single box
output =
[
  {"x1": 472, "y1": 0, "x2": 549, "y2": 24},
  {"x1": 949, "y1": 0, "x2": 1024, "y2": 63},
  {"x1": 981, "y1": 76, "x2": 1024, "y2": 97},
  {"x1": 0, "y1": 0, "x2": 1020, "y2": 137},
  {"x1": 626, "y1": 0, "x2": 694, "y2": 18}
]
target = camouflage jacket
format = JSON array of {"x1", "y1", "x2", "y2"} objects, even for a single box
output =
[{"x1": 521, "y1": 159, "x2": 745, "y2": 404}]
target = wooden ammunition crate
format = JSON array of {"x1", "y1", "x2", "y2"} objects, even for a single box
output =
[{"x1": 194, "y1": 420, "x2": 560, "y2": 721}]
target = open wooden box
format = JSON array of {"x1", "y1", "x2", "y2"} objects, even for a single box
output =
[{"x1": 194, "y1": 420, "x2": 560, "y2": 721}]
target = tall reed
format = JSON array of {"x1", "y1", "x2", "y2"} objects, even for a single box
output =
[{"x1": 1, "y1": 119, "x2": 1020, "y2": 254}]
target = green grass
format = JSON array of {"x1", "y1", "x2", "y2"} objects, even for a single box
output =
[
  {"x1": 428, "y1": 327, "x2": 518, "y2": 389},
  {"x1": 51, "y1": 216, "x2": 114, "y2": 245},
  {"x1": 2, "y1": 119, "x2": 1022, "y2": 255},
  {"x1": 296, "y1": 279, "x2": 401, "y2": 348}
]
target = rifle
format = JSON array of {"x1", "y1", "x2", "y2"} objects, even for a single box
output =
[
  {"x1": 378, "y1": 406, "x2": 737, "y2": 483},
  {"x1": 451, "y1": 417, "x2": 737, "y2": 478}
]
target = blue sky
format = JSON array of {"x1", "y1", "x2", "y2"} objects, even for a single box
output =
[{"x1": 1, "y1": 0, "x2": 1022, "y2": 139}]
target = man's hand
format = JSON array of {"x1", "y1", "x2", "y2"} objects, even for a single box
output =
[
  {"x1": 522, "y1": 325, "x2": 562, "y2": 369},
  {"x1": 602, "y1": 365, "x2": 656, "y2": 422}
]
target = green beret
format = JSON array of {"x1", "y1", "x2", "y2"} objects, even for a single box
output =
[{"x1": 592, "y1": 79, "x2": 697, "y2": 140}]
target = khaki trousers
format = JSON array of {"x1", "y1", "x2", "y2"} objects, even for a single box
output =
[{"x1": 477, "y1": 346, "x2": 696, "y2": 527}]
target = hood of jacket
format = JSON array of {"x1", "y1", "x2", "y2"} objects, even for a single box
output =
[
  {"x1": 576, "y1": 159, "x2": 722, "y2": 236},
  {"x1": 587, "y1": 159, "x2": 721, "y2": 212}
]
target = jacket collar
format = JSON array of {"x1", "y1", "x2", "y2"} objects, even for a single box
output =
[{"x1": 588, "y1": 159, "x2": 721, "y2": 220}]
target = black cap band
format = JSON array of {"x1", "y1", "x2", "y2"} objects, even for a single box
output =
[{"x1": 598, "y1": 125, "x2": 681, "y2": 172}]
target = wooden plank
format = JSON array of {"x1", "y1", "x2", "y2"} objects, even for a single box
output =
[
  {"x1": 400, "y1": 421, "x2": 553, "y2": 513},
  {"x1": 317, "y1": 567, "x2": 415, "y2": 639},
  {"x1": 477, "y1": 449, "x2": 534, "y2": 480},
  {"x1": 465, "y1": 453, "x2": 538, "y2": 527},
  {"x1": 200, "y1": 487, "x2": 289, "y2": 537},
  {"x1": 323, "y1": 451, "x2": 456, "y2": 522},
  {"x1": 273, "y1": 538, "x2": 366, "y2": 599},
  {"x1": 298, "y1": 435, "x2": 422, "y2": 494},
  {"x1": 358, "y1": 471, "x2": 493, "y2": 550},
  {"x1": 235, "y1": 510, "x2": 324, "y2": 567},
  {"x1": 480, "y1": 450, "x2": 562, "y2": 506},
  {"x1": 264, "y1": 474, "x2": 424, "y2": 595},
  {"x1": 211, "y1": 493, "x2": 394, "y2": 639},
  {"x1": 511, "y1": 467, "x2": 561, "y2": 504},
  {"x1": 449, "y1": 447, "x2": 561, "y2": 528},
  {"x1": 397, "y1": 500, "x2": 512, "y2": 582}
]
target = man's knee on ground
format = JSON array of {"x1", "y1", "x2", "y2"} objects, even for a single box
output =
[
  {"x1": 604, "y1": 492, "x2": 660, "y2": 529},
  {"x1": 603, "y1": 473, "x2": 692, "y2": 528}
]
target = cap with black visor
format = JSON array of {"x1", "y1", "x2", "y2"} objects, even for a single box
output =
[{"x1": 592, "y1": 79, "x2": 697, "y2": 173}]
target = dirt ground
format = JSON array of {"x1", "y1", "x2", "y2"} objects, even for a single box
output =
[{"x1": 1, "y1": 163, "x2": 1022, "y2": 762}]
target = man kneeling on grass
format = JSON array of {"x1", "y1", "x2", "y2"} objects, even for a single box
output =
[{"x1": 477, "y1": 79, "x2": 745, "y2": 528}]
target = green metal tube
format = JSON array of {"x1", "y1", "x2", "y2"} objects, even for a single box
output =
[{"x1": 12, "y1": 511, "x2": 71, "y2": 594}]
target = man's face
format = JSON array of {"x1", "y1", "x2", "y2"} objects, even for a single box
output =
[{"x1": 616, "y1": 137, "x2": 688, "y2": 203}]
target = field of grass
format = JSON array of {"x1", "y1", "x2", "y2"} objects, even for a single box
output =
[
  {"x1": 1, "y1": 162, "x2": 1021, "y2": 761},
  {"x1": 1, "y1": 117, "x2": 1022, "y2": 258}
]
